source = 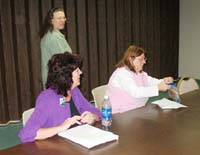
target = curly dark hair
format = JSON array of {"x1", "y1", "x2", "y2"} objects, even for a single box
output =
[
  {"x1": 40, "y1": 7, "x2": 65, "y2": 38},
  {"x1": 46, "y1": 52, "x2": 82, "y2": 96}
]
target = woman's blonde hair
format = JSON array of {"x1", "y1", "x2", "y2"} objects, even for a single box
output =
[{"x1": 116, "y1": 45, "x2": 146, "y2": 72}]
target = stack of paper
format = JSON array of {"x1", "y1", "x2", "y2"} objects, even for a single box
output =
[
  {"x1": 58, "y1": 124, "x2": 119, "y2": 149},
  {"x1": 151, "y1": 98, "x2": 187, "y2": 109}
]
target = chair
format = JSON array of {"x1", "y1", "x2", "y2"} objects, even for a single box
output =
[
  {"x1": 91, "y1": 85, "x2": 107, "y2": 109},
  {"x1": 22, "y1": 108, "x2": 34, "y2": 126},
  {"x1": 177, "y1": 77, "x2": 199, "y2": 95}
]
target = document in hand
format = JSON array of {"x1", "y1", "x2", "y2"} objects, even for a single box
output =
[
  {"x1": 58, "y1": 124, "x2": 119, "y2": 149},
  {"x1": 151, "y1": 98, "x2": 187, "y2": 109}
]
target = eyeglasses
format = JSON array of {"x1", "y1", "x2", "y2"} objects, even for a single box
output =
[
  {"x1": 137, "y1": 57, "x2": 147, "y2": 62},
  {"x1": 53, "y1": 17, "x2": 67, "y2": 20},
  {"x1": 131, "y1": 56, "x2": 147, "y2": 62}
]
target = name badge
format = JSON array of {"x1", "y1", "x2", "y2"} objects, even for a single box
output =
[{"x1": 59, "y1": 97, "x2": 67, "y2": 106}]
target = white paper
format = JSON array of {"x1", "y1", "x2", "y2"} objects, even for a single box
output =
[
  {"x1": 58, "y1": 124, "x2": 119, "y2": 149},
  {"x1": 151, "y1": 98, "x2": 187, "y2": 109}
]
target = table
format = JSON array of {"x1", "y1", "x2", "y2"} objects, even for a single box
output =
[{"x1": 1, "y1": 90, "x2": 200, "y2": 155}]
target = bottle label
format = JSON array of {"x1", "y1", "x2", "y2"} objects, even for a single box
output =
[
  {"x1": 102, "y1": 107, "x2": 112, "y2": 120},
  {"x1": 168, "y1": 85, "x2": 181, "y2": 103}
]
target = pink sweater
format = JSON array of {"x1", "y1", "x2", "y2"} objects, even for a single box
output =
[{"x1": 107, "y1": 67, "x2": 161, "y2": 113}]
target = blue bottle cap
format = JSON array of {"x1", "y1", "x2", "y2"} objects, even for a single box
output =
[{"x1": 168, "y1": 82, "x2": 176, "y2": 86}]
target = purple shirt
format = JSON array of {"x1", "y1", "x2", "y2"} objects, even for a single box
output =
[{"x1": 18, "y1": 87, "x2": 101, "y2": 143}]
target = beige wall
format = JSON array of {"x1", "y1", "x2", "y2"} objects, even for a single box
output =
[{"x1": 179, "y1": 0, "x2": 200, "y2": 78}]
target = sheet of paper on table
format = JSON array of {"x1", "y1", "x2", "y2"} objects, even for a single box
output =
[
  {"x1": 151, "y1": 98, "x2": 187, "y2": 109},
  {"x1": 58, "y1": 124, "x2": 119, "y2": 149}
]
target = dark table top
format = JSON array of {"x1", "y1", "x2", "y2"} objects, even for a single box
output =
[{"x1": 1, "y1": 90, "x2": 200, "y2": 155}]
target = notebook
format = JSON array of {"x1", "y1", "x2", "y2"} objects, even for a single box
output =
[
  {"x1": 58, "y1": 124, "x2": 119, "y2": 149},
  {"x1": 151, "y1": 98, "x2": 187, "y2": 109}
]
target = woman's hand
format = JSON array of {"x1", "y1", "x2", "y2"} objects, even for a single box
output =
[
  {"x1": 158, "y1": 81, "x2": 171, "y2": 91},
  {"x1": 80, "y1": 111, "x2": 98, "y2": 125},
  {"x1": 60, "y1": 116, "x2": 82, "y2": 131},
  {"x1": 35, "y1": 116, "x2": 82, "y2": 140},
  {"x1": 163, "y1": 77, "x2": 174, "y2": 84}
]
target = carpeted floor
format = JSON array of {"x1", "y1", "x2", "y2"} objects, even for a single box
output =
[{"x1": 0, "y1": 121, "x2": 22, "y2": 150}]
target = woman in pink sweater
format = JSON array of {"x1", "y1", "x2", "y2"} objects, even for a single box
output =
[{"x1": 107, "y1": 45, "x2": 173, "y2": 113}]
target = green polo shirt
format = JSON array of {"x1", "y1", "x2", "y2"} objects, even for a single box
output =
[{"x1": 40, "y1": 29, "x2": 72, "y2": 88}]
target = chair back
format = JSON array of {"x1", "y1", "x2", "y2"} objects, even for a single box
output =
[
  {"x1": 92, "y1": 85, "x2": 107, "y2": 109},
  {"x1": 177, "y1": 77, "x2": 199, "y2": 95},
  {"x1": 22, "y1": 108, "x2": 34, "y2": 126}
]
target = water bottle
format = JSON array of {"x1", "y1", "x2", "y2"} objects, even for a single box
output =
[
  {"x1": 101, "y1": 95, "x2": 112, "y2": 127},
  {"x1": 168, "y1": 82, "x2": 181, "y2": 103}
]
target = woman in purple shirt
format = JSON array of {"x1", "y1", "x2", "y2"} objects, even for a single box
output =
[{"x1": 19, "y1": 52, "x2": 101, "y2": 143}]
